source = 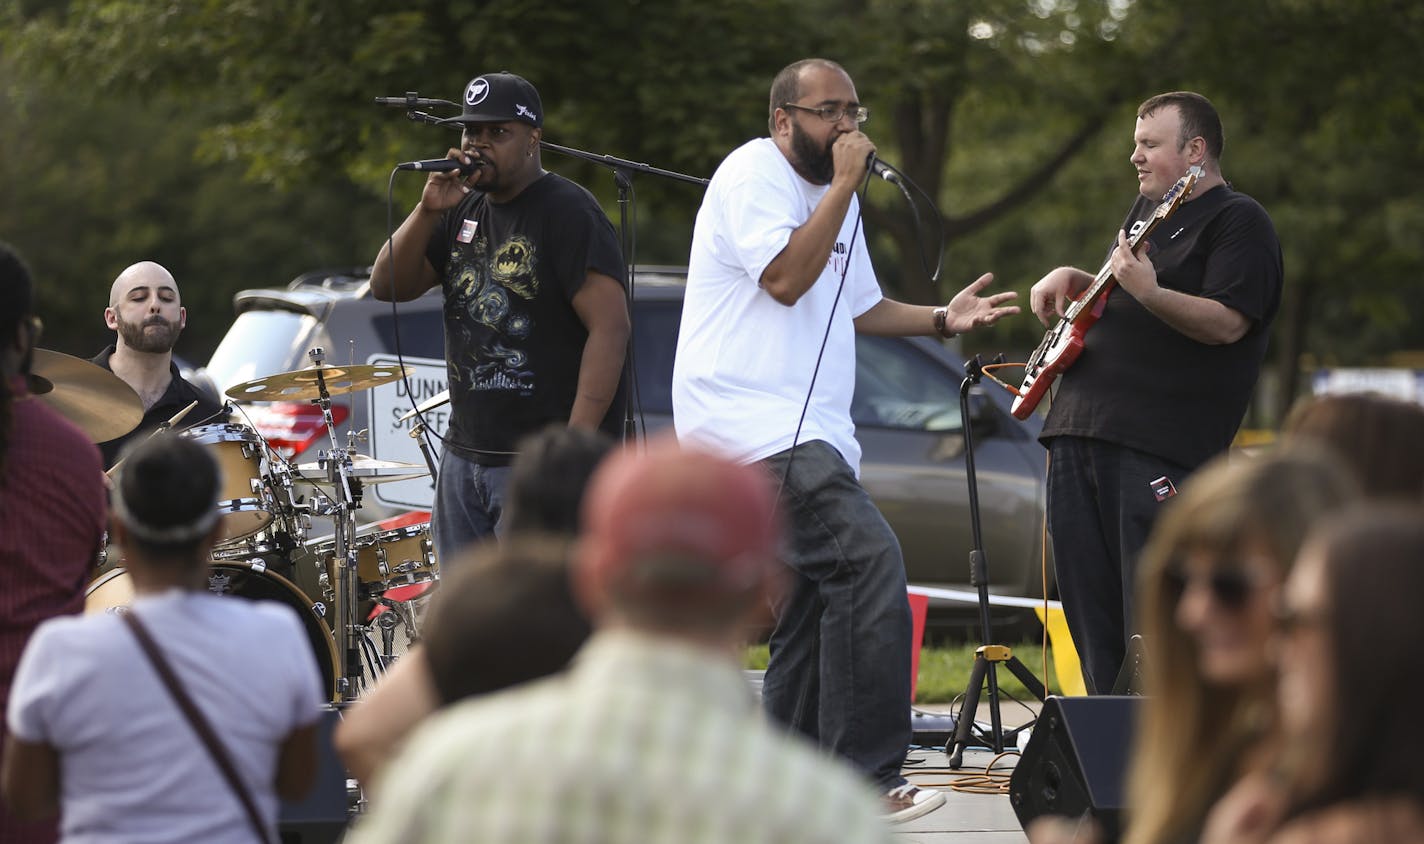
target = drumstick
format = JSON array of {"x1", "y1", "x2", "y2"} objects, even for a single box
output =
[{"x1": 104, "y1": 401, "x2": 201, "y2": 478}]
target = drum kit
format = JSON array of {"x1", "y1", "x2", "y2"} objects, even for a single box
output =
[{"x1": 34, "y1": 346, "x2": 440, "y2": 703}]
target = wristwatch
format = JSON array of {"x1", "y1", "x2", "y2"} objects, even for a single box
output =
[{"x1": 933, "y1": 306, "x2": 956, "y2": 339}]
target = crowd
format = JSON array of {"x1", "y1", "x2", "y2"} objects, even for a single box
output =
[
  {"x1": 1030, "y1": 397, "x2": 1424, "y2": 844},
  {"x1": 4, "y1": 51, "x2": 1424, "y2": 844}
]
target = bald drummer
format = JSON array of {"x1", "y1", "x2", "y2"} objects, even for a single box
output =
[{"x1": 91, "y1": 262, "x2": 224, "y2": 469}]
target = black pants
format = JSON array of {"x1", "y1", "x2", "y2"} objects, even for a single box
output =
[{"x1": 1046, "y1": 437, "x2": 1190, "y2": 694}]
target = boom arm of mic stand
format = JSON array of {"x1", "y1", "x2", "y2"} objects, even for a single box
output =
[
  {"x1": 538, "y1": 140, "x2": 709, "y2": 187},
  {"x1": 534, "y1": 139, "x2": 709, "y2": 446},
  {"x1": 402, "y1": 110, "x2": 452, "y2": 126}
]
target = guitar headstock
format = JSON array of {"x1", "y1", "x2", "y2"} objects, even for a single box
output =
[{"x1": 1152, "y1": 164, "x2": 1203, "y2": 220}]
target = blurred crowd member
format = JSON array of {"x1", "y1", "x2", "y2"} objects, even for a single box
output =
[
  {"x1": 1281, "y1": 391, "x2": 1424, "y2": 501},
  {"x1": 92, "y1": 261, "x2": 224, "y2": 469},
  {"x1": 1200, "y1": 505, "x2": 1424, "y2": 844},
  {"x1": 349, "y1": 441, "x2": 897, "y2": 844},
  {"x1": 2, "y1": 436, "x2": 323, "y2": 844},
  {"x1": 334, "y1": 425, "x2": 610, "y2": 788},
  {"x1": 1030, "y1": 446, "x2": 1358, "y2": 844},
  {"x1": 371, "y1": 70, "x2": 628, "y2": 565},
  {"x1": 1122, "y1": 447, "x2": 1358, "y2": 844},
  {"x1": 0, "y1": 242, "x2": 107, "y2": 844},
  {"x1": 336, "y1": 538, "x2": 592, "y2": 788}
]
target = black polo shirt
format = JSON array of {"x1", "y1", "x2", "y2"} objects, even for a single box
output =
[{"x1": 91, "y1": 345, "x2": 226, "y2": 469}]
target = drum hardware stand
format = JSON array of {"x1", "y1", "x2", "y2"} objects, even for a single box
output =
[
  {"x1": 304, "y1": 347, "x2": 366, "y2": 703},
  {"x1": 946, "y1": 354, "x2": 1048, "y2": 769},
  {"x1": 408, "y1": 418, "x2": 440, "y2": 480}
]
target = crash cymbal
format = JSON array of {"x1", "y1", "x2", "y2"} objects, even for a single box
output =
[
  {"x1": 396, "y1": 388, "x2": 450, "y2": 423},
  {"x1": 225, "y1": 363, "x2": 410, "y2": 403},
  {"x1": 27, "y1": 349, "x2": 143, "y2": 443},
  {"x1": 295, "y1": 453, "x2": 429, "y2": 485}
]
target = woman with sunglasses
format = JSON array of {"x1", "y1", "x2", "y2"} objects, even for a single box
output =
[
  {"x1": 1199, "y1": 505, "x2": 1424, "y2": 844},
  {"x1": 1120, "y1": 445, "x2": 1359, "y2": 844}
]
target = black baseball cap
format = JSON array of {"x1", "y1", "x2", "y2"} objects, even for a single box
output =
[{"x1": 438, "y1": 72, "x2": 543, "y2": 129}]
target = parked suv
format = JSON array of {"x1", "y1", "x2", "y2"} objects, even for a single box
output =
[{"x1": 197, "y1": 267, "x2": 1054, "y2": 617}]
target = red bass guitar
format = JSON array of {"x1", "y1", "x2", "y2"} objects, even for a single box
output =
[{"x1": 1010, "y1": 165, "x2": 1202, "y2": 420}]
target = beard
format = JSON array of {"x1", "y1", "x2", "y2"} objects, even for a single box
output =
[
  {"x1": 789, "y1": 119, "x2": 835, "y2": 185},
  {"x1": 116, "y1": 313, "x2": 181, "y2": 354}
]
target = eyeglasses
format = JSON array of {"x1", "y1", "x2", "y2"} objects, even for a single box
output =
[
  {"x1": 781, "y1": 102, "x2": 870, "y2": 125},
  {"x1": 1274, "y1": 602, "x2": 1329, "y2": 636},
  {"x1": 1162, "y1": 565, "x2": 1265, "y2": 611}
]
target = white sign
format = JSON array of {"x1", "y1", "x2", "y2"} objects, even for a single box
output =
[
  {"x1": 1312, "y1": 368, "x2": 1424, "y2": 403},
  {"x1": 366, "y1": 354, "x2": 449, "y2": 510}
]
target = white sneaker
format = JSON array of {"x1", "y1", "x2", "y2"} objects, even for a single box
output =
[{"x1": 881, "y1": 782, "x2": 946, "y2": 824}]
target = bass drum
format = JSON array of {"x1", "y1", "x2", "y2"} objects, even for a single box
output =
[{"x1": 85, "y1": 563, "x2": 339, "y2": 702}]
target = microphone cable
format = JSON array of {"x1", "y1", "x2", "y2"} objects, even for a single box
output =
[
  {"x1": 772, "y1": 174, "x2": 872, "y2": 506},
  {"x1": 870, "y1": 158, "x2": 947, "y2": 293},
  {"x1": 381, "y1": 166, "x2": 467, "y2": 455}
]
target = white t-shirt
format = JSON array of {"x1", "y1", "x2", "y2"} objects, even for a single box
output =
[
  {"x1": 672, "y1": 137, "x2": 882, "y2": 475},
  {"x1": 7, "y1": 589, "x2": 325, "y2": 844}
]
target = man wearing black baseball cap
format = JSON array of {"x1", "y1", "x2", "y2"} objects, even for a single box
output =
[{"x1": 371, "y1": 71, "x2": 629, "y2": 566}]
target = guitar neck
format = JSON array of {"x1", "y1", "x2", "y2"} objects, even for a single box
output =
[
  {"x1": 1062, "y1": 208, "x2": 1174, "y2": 322},
  {"x1": 1064, "y1": 262, "x2": 1117, "y2": 322}
]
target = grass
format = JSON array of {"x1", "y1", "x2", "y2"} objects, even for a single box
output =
[{"x1": 745, "y1": 640, "x2": 1066, "y2": 704}]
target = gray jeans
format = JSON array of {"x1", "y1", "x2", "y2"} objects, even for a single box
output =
[
  {"x1": 432, "y1": 447, "x2": 512, "y2": 567},
  {"x1": 759, "y1": 439, "x2": 914, "y2": 789}
]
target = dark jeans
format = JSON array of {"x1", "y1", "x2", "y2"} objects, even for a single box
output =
[
  {"x1": 432, "y1": 447, "x2": 512, "y2": 567},
  {"x1": 1046, "y1": 436, "x2": 1189, "y2": 694},
  {"x1": 759, "y1": 440, "x2": 913, "y2": 789}
]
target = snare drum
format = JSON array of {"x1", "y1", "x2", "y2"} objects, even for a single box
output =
[
  {"x1": 178, "y1": 423, "x2": 275, "y2": 543},
  {"x1": 85, "y1": 562, "x2": 339, "y2": 701},
  {"x1": 311, "y1": 523, "x2": 439, "y2": 594}
]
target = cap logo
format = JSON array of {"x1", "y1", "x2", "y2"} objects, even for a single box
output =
[
  {"x1": 466, "y1": 77, "x2": 490, "y2": 106},
  {"x1": 515, "y1": 104, "x2": 537, "y2": 121}
]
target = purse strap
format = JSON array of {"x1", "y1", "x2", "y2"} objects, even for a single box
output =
[{"x1": 122, "y1": 611, "x2": 275, "y2": 844}]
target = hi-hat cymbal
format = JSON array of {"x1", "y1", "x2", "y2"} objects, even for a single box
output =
[
  {"x1": 27, "y1": 349, "x2": 143, "y2": 443},
  {"x1": 226, "y1": 363, "x2": 410, "y2": 403},
  {"x1": 295, "y1": 453, "x2": 429, "y2": 485}
]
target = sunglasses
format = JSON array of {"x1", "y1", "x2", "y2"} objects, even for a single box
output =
[{"x1": 1162, "y1": 565, "x2": 1266, "y2": 611}]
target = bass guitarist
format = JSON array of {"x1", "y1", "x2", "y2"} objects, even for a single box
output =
[{"x1": 1027, "y1": 91, "x2": 1283, "y2": 694}]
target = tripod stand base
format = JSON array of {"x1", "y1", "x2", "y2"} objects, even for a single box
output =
[{"x1": 946, "y1": 644, "x2": 1047, "y2": 769}]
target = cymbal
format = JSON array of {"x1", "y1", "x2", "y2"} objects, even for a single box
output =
[
  {"x1": 396, "y1": 388, "x2": 450, "y2": 423},
  {"x1": 27, "y1": 349, "x2": 143, "y2": 443},
  {"x1": 225, "y1": 363, "x2": 410, "y2": 403},
  {"x1": 295, "y1": 453, "x2": 429, "y2": 485}
]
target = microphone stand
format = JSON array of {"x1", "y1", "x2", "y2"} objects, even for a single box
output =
[
  {"x1": 946, "y1": 354, "x2": 1047, "y2": 769},
  {"x1": 537, "y1": 140, "x2": 708, "y2": 446}
]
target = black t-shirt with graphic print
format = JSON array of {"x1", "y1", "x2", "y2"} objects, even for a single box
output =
[
  {"x1": 426, "y1": 172, "x2": 625, "y2": 464},
  {"x1": 1040, "y1": 184, "x2": 1283, "y2": 470}
]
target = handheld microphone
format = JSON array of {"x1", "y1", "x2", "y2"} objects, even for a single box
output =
[
  {"x1": 396, "y1": 157, "x2": 483, "y2": 176},
  {"x1": 374, "y1": 93, "x2": 458, "y2": 109},
  {"x1": 866, "y1": 154, "x2": 903, "y2": 185}
]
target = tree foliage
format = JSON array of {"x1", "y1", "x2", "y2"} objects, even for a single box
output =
[{"x1": 4, "y1": 0, "x2": 1422, "y2": 419}]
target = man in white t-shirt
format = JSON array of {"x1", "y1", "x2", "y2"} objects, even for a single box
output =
[{"x1": 672, "y1": 57, "x2": 1018, "y2": 824}]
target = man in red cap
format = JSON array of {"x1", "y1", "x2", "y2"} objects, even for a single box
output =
[
  {"x1": 371, "y1": 71, "x2": 630, "y2": 567},
  {"x1": 349, "y1": 440, "x2": 896, "y2": 843}
]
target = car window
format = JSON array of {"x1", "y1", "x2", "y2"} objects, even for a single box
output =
[
  {"x1": 371, "y1": 306, "x2": 446, "y2": 361},
  {"x1": 205, "y1": 310, "x2": 320, "y2": 393},
  {"x1": 852, "y1": 336, "x2": 963, "y2": 432},
  {"x1": 631, "y1": 300, "x2": 681, "y2": 415}
]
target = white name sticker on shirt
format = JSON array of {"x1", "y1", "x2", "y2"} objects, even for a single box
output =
[{"x1": 457, "y1": 219, "x2": 478, "y2": 243}]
